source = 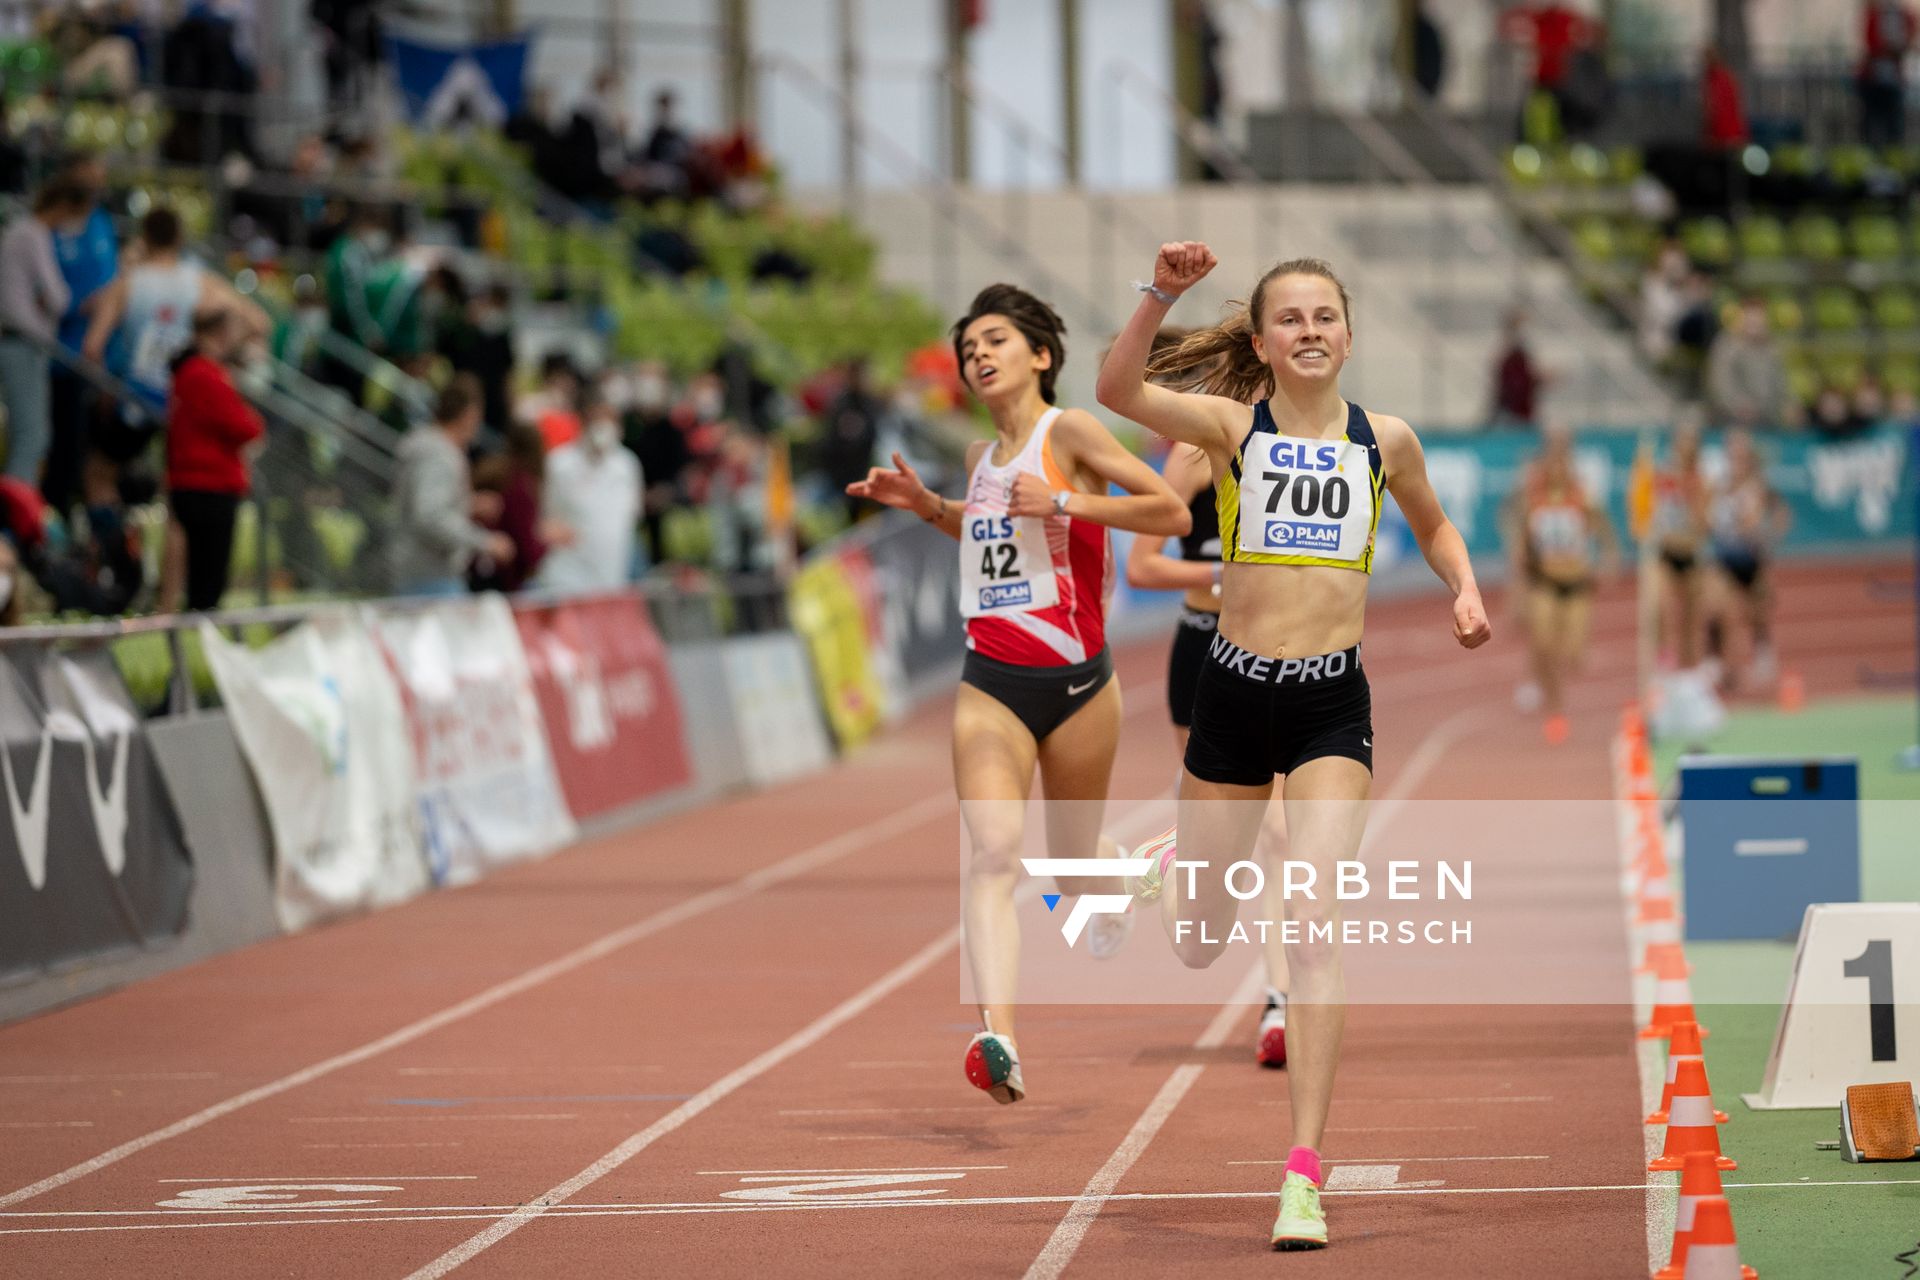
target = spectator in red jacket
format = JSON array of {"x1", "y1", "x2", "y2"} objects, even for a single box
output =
[
  {"x1": 1703, "y1": 47, "x2": 1749, "y2": 149},
  {"x1": 164, "y1": 310, "x2": 264, "y2": 612}
]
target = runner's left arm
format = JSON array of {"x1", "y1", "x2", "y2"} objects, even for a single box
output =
[
  {"x1": 1008, "y1": 409, "x2": 1190, "y2": 537},
  {"x1": 1378, "y1": 415, "x2": 1492, "y2": 650}
]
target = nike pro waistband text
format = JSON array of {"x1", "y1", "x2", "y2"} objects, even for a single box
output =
[{"x1": 1206, "y1": 633, "x2": 1362, "y2": 684}]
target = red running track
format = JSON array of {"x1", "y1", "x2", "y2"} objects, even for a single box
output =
[{"x1": 0, "y1": 559, "x2": 1908, "y2": 1278}]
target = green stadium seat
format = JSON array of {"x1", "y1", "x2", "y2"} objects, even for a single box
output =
[
  {"x1": 1791, "y1": 214, "x2": 1846, "y2": 263},
  {"x1": 1765, "y1": 292, "x2": 1805, "y2": 335},
  {"x1": 1566, "y1": 143, "x2": 1608, "y2": 185},
  {"x1": 1607, "y1": 145, "x2": 1644, "y2": 184},
  {"x1": 1784, "y1": 350, "x2": 1821, "y2": 406},
  {"x1": 1871, "y1": 287, "x2": 1919, "y2": 331},
  {"x1": 1880, "y1": 354, "x2": 1920, "y2": 397},
  {"x1": 1572, "y1": 217, "x2": 1616, "y2": 261},
  {"x1": 1830, "y1": 145, "x2": 1878, "y2": 188},
  {"x1": 1613, "y1": 217, "x2": 1656, "y2": 263},
  {"x1": 1681, "y1": 217, "x2": 1734, "y2": 269},
  {"x1": 1738, "y1": 215, "x2": 1787, "y2": 261},
  {"x1": 1812, "y1": 286, "x2": 1866, "y2": 332},
  {"x1": 1818, "y1": 351, "x2": 1868, "y2": 390},
  {"x1": 1850, "y1": 213, "x2": 1904, "y2": 262},
  {"x1": 1771, "y1": 144, "x2": 1822, "y2": 180},
  {"x1": 1505, "y1": 145, "x2": 1546, "y2": 187}
]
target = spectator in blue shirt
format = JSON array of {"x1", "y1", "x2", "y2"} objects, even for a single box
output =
[{"x1": 45, "y1": 154, "x2": 120, "y2": 517}]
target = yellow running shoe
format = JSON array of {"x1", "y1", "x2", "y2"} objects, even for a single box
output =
[
  {"x1": 1270, "y1": 1171, "x2": 1327, "y2": 1250},
  {"x1": 1126, "y1": 826, "x2": 1179, "y2": 902}
]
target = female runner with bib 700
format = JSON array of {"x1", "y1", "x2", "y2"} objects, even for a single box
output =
[
  {"x1": 848, "y1": 284, "x2": 1189, "y2": 1106},
  {"x1": 1095, "y1": 244, "x2": 1492, "y2": 1252}
]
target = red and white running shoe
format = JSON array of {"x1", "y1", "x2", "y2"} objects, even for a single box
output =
[
  {"x1": 964, "y1": 1030, "x2": 1024, "y2": 1104},
  {"x1": 1257, "y1": 990, "x2": 1288, "y2": 1068}
]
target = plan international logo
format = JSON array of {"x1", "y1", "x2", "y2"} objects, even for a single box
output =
[
  {"x1": 1018, "y1": 855, "x2": 1152, "y2": 946},
  {"x1": 979, "y1": 582, "x2": 1034, "y2": 610},
  {"x1": 1264, "y1": 520, "x2": 1340, "y2": 551}
]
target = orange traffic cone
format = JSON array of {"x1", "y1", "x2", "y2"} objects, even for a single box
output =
[
  {"x1": 1676, "y1": 1196, "x2": 1756, "y2": 1279},
  {"x1": 1651, "y1": 1060, "x2": 1736, "y2": 1171},
  {"x1": 1777, "y1": 670, "x2": 1805, "y2": 713},
  {"x1": 1638, "y1": 941, "x2": 1692, "y2": 980},
  {"x1": 1655, "y1": 1155, "x2": 1756, "y2": 1279},
  {"x1": 1641, "y1": 968, "x2": 1707, "y2": 1040},
  {"x1": 1636, "y1": 896, "x2": 1684, "y2": 949},
  {"x1": 1647, "y1": 1022, "x2": 1728, "y2": 1124}
]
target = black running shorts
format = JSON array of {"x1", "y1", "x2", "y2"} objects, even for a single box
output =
[
  {"x1": 1167, "y1": 607, "x2": 1218, "y2": 729},
  {"x1": 1182, "y1": 632, "x2": 1373, "y2": 786},
  {"x1": 961, "y1": 648, "x2": 1114, "y2": 742}
]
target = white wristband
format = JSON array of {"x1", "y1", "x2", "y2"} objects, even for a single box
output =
[{"x1": 1131, "y1": 280, "x2": 1179, "y2": 306}]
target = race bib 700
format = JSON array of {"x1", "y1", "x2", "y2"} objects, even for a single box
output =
[{"x1": 1236, "y1": 437, "x2": 1374, "y2": 561}]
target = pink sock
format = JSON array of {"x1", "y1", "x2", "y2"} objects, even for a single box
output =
[{"x1": 1284, "y1": 1145, "x2": 1321, "y2": 1186}]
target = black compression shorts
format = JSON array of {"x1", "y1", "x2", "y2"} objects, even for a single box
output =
[
  {"x1": 1182, "y1": 632, "x2": 1373, "y2": 786},
  {"x1": 961, "y1": 648, "x2": 1114, "y2": 742}
]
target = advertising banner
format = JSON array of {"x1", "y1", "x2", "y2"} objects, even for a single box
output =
[
  {"x1": 0, "y1": 647, "x2": 193, "y2": 977},
  {"x1": 787, "y1": 546, "x2": 892, "y2": 749},
  {"x1": 372, "y1": 596, "x2": 577, "y2": 883},
  {"x1": 720, "y1": 633, "x2": 834, "y2": 786},
  {"x1": 513, "y1": 593, "x2": 694, "y2": 821},
  {"x1": 202, "y1": 614, "x2": 428, "y2": 931}
]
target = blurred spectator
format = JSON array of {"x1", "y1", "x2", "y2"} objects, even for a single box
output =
[
  {"x1": 440, "y1": 282, "x2": 515, "y2": 432},
  {"x1": 0, "y1": 179, "x2": 89, "y2": 485},
  {"x1": 1502, "y1": 3, "x2": 1605, "y2": 139},
  {"x1": 84, "y1": 206, "x2": 270, "y2": 413},
  {"x1": 328, "y1": 202, "x2": 395, "y2": 347},
  {"x1": 1638, "y1": 239, "x2": 1690, "y2": 365},
  {"x1": 159, "y1": 0, "x2": 258, "y2": 164},
  {"x1": 471, "y1": 425, "x2": 553, "y2": 593},
  {"x1": 1489, "y1": 308, "x2": 1548, "y2": 427},
  {"x1": 1706, "y1": 295, "x2": 1790, "y2": 429},
  {"x1": 537, "y1": 385, "x2": 640, "y2": 592},
  {"x1": 0, "y1": 472, "x2": 142, "y2": 621},
  {"x1": 1853, "y1": 374, "x2": 1888, "y2": 426},
  {"x1": 708, "y1": 426, "x2": 773, "y2": 575},
  {"x1": 46, "y1": 152, "x2": 118, "y2": 516},
  {"x1": 311, "y1": 0, "x2": 381, "y2": 113},
  {"x1": 390, "y1": 373, "x2": 513, "y2": 596},
  {"x1": 163, "y1": 309, "x2": 263, "y2": 612},
  {"x1": 1701, "y1": 47, "x2": 1748, "y2": 149},
  {"x1": 1673, "y1": 270, "x2": 1720, "y2": 391},
  {"x1": 641, "y1": 89, "x2": 692, "y2": 189},
  {"x1": 1859, "y1": 1, "x2": 1917, "y2": 147},
  {"x1": 820, "y1": 357, "x2": 882, "y2": 520},
  {"x1": 1810, "y1": 385, "x2": 1871, "y2": 439},
  {"x1": 519, "y1": 352, "x2": 584, "y2": 451},
  {"x1": 1413, "y1": 1, "x2": 1446, "y2": 99},
  {"x1": 623, "y1": 361, "x2": 691, "y2": 561}
]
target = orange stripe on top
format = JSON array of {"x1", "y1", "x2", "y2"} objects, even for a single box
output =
[{"x1": 1041, "y1": 428, "x2": 1074, "y2": 495}]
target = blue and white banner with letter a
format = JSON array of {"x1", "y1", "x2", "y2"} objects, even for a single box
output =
[{"x1": 387, "y1": 32, "x2": 532, "y2": 127}]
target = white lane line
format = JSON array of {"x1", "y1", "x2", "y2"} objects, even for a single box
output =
[
  {"x1": 1326, "y1": 1126, "x2": 1478, "y2": 1134},
  {"x1": 694, "y1": 1166, "x2": 1008, "y2": 1176},
  {"x1": 401, "y1": 790, "x2": 1176, "y2": 1278},
  {"x1": 399, "y1": 921, "x2": 966, "y2": 1280},
  {"x1": 1025, "y1": 966, "x2": 1263, "y2": 1280},
  {"x1": 0, "y1": 1122, "x2": 95, "y2": 1129},
  {"x1": 5, "y1": 1179, "x2": 1913, "y2": 1235},
  {"x1": 1262, "y1": 1095, "x2": 1553, "y2": 1106},
  {"x1": 288, "y1": 1115, "x2": 579, "y2": 1124},
  {"x1": 1021, "y1": 701, "x2": 1490, "y2": 1279},
  {"x1": 1228, "y1": 1155, "x2": 1549, "y2": 1166},
  {"x1": 777, "y1": 1107, "x2": 1057, "y2": 1116},
  {"x1": 0, "y1": 792, "x2": 952, "y2": 1212},
  {"x1": 154, "y1": 1177, "x2": 479, "y2": 1184},
  {"x1": 0, "y1": 1073, "x2": 218, "y2": 1085}
]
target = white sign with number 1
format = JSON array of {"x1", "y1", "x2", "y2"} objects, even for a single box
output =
[{"x1": 1743, "y1": 903, "x2": 1920, "y2": 1111}]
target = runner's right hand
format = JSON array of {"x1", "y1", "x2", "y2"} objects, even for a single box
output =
[
  {"x1": 847, "y1": 452, "x2": 933, "y2": 515},
  {"x1": 1154, "y1": 242, "x2": 1218, "y2": 298}
]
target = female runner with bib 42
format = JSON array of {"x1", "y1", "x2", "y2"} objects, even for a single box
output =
[
  {"x1": 848, "y1": 283, "x2": 1189, "y2": 1106},
  {"x1": 1096, "y1": 244, "x2": 1491, "y2": 1252}
]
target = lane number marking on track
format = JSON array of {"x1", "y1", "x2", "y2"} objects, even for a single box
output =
[
  {"x1": 719, "y1": 1172, "x2": 970, "y2": 1202},
  {"x1": 157, "y1": 1184, "x2": 406, "y2": 1211}
]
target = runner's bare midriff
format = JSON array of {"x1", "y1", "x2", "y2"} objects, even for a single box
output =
[{"x1": 1218, "y1": 560, "x2": 1369, "y2": 658}]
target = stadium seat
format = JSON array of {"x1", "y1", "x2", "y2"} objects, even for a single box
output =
[
  {"x1": 1681, "y1": 217, "x2": 1735, "y2": 269},
  {"x1": 1784, "y1": 350, "x2": 1822, "y2": 405},
  {"x1": 1812, "y1": 286, "x2": 1866, "y2": 332},
  {"x1": 1830, "y1": 145, "x2": 1878, "y2": 190},
  {"x1": 1573, "y1": 217, "x2": 1616, "y2": 262},
  {"x1": 1766, "y1": 292, "x2": 1806, "y2": 335},
  {"x1": 1791, "y1": 214, "x2": 1846, "y2": 264},
  {"x1": 1850, "y1": 213, "x2": 1905, "y2": 263},
  {"x1": 1738, "y1": 215, "x2": 1788, "y2": 262},
  {"x1": 1818, "y1": 351, "x2": 1868, "y2": 390},
  {"x1": 1879, "y1": 353, "x2": 1920, "y2": 397},
  {"x1": 1871, "y1": 286, "x2": 1919, "y2": 332}
]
